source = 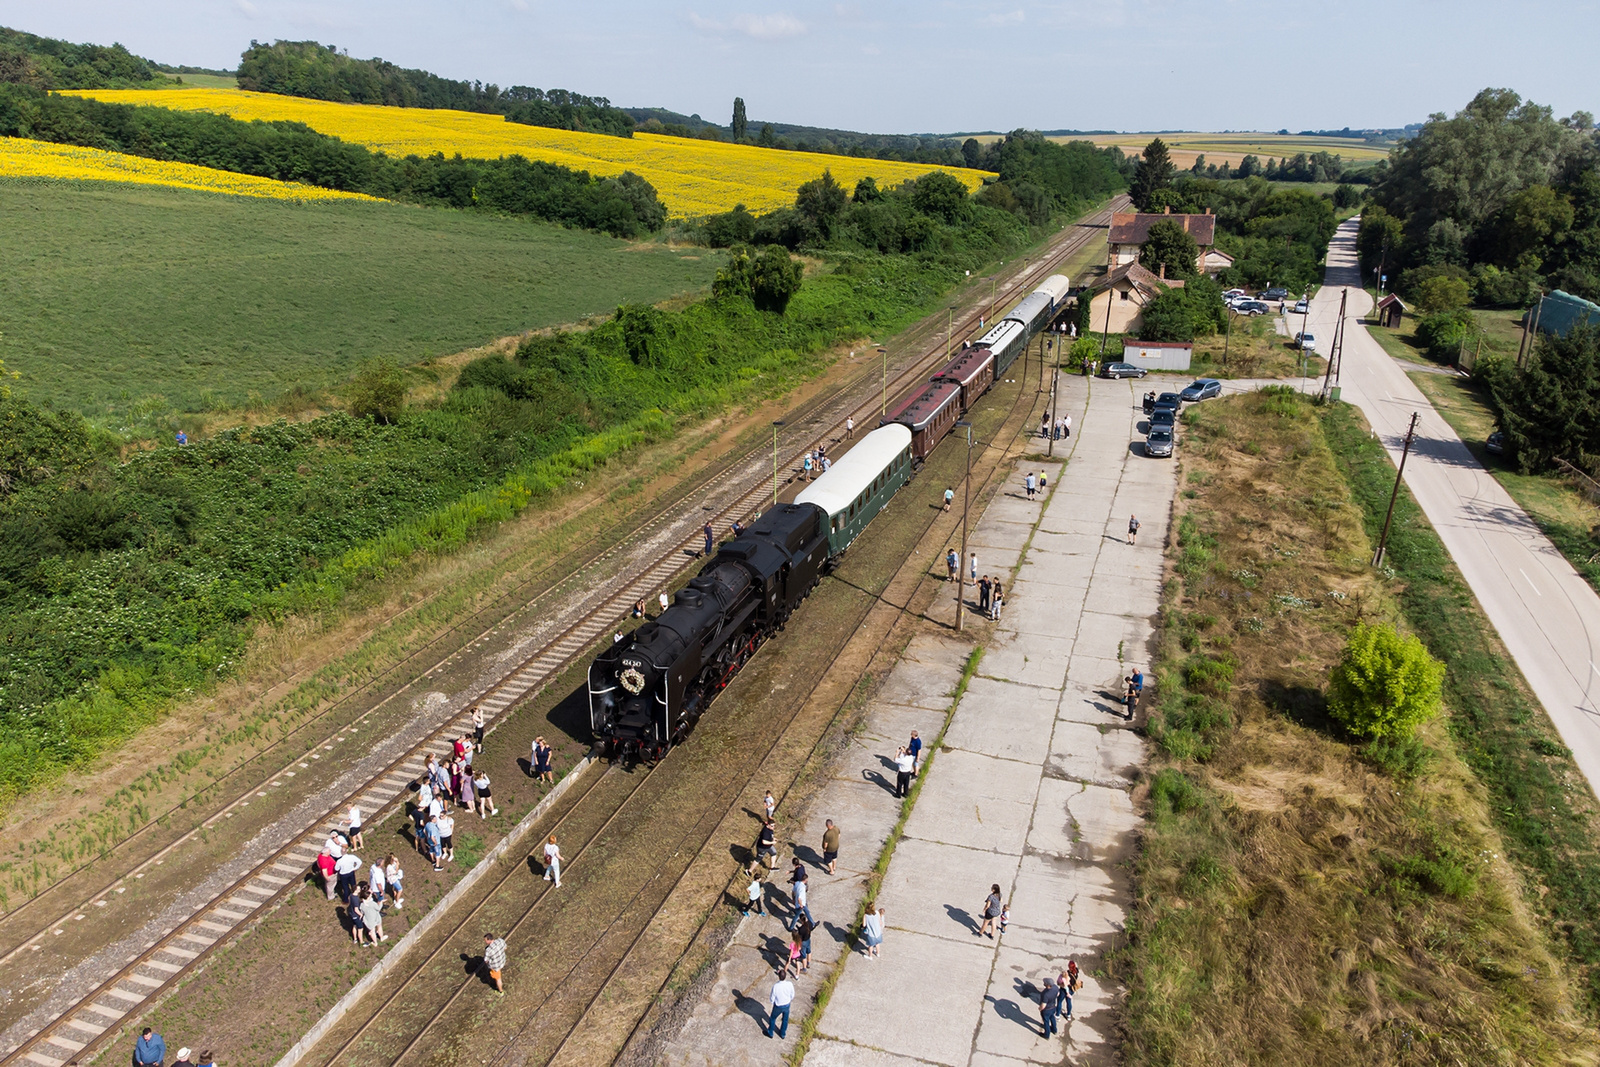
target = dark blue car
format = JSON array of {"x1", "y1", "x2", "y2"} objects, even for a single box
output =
[{"x1": 1179, "y1": 378, "x2": 1222, "y2": 402}]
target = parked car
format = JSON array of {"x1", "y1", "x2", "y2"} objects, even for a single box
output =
[
  {"x1": 1100, "y1": 362, "x2": 1148, "y2": 379},
  {"x1": 1293, "y1": 299, "x2": 1309, "y2": 314},
  {"x1": 1486, "y1": 430, "x2": 1506, "y2": 455},
  {"x1": 1149, "y1": 408, "x2": 1176, "y2": 432},
  {"x1": 1154, "y1": 391, "x2": 1184, "y2": 413},
  {"x1": 1179, "y1": 378, "x2": 1222, "y2": 402},
  {"x1": 1295, "y1": 332, "x2": 1317, "y2": 352},
  {"x1": 1262, "y1": 287, "x2": 1290, "y2": 301},
  {"x1": 1235, "y1": 300, "x2": 1270, "y2": 315},
  {"x1": 1223, "y1": 288, "x2": 1247, "y2": 298},
  {"x1": 1145, "y1": 427, "x2": 1174, "y2": 458}
]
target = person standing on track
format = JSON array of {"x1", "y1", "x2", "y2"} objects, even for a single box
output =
[
  {"x1": 821, "y1": 819, "x2": 840, "y2": 875},
  {"x1": 756, "y1": 817, "x2": 778, "y2": 870},
  {"x1": 532, "y1": 737, "x2": 553, "y2": 783},
  {"x1": 348, "y1": 805, "x2": 364, "y2": 851},
  {"x1": 472, "y1": 704, "x2": 486, "y2": 750},
  {"x1": 385, "y1": 854, "x2": 405, "y2": 910},
  {"x1": 703, "y1": 522, "x2": 715, "y2": 557},
  {"x1": 474, "y1": 768, "x2": 497, "y2": 817},
  {"x1": 133, "y1": 1027, "x2": 165, "y2": 1067},
  {"x1": 845, "y1": 416, "x2": 854, "y2": 438},
  {"x1": 543, "y1": 833, "x2": 563, "y2": 887},
  {"x1": 483, "y1": 934, "x2": 507, "y2": 995},
  {"x1": 334, "y1": 851, "x2": 362, "y2": 903},
  {"x1": 802, "y1": 452, "x2": 813, "y2": 482}
]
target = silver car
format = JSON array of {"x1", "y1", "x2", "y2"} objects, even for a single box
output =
[{"x1": 1146, "y1": 427, "x2": 1174, "y2": 458}]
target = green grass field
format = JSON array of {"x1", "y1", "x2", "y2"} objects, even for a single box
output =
[{"x1": 0, "y1": 180, "x2": 721, "y2": 419}]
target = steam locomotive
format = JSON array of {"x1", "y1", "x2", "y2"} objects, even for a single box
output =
[{"x1": 587, "y1": 275, "x2": 1069, "y2": 762}]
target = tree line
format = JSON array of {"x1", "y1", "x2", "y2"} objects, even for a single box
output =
[
  {"x1": 0, "y1": 84, "x2": 666, "y2": 237},
  {"x1": 693, "y1": 131, "x2": 1126, "y2": 261},
  {"x1": 237, "y1": 39, "x2": 638, "y2": 137},
  {"x1": 0, "y1": 24, "x2": 163, "y2": 89}
]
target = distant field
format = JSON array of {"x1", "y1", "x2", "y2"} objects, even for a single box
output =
[
  {"x1": 67, "y1": 87, "x2": 990, "y2": 216},
  {"x1": 0, "y1": 180, "x2": 720, "y2": 417},
  {"x1": 0, "y1": 136, "x2": 381, "y2": 202},
  {"x1": 965, "y1": 131, "x2": 1392, "y2": 168}
]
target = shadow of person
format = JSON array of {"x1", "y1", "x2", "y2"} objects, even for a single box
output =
[
  {"x1": 760, "y1": 932, "x2": 791, "y2": 967},
  {"x1": 732, "y1": 987, "x2": 769, "y2": 1027},
  {"x1": 463, "y1": 952, "x2": 493, "y2": 986},
  {"x1": 793, "y1": 844, "x2": 824, "y2": 869},
  {"x1": 821, "y1": 920, "x2": 851, "y2": 944},
  {"x1": 862, "y1": 769, "x2": 896, "y2": 796},
  {"x1": 987, "y1": 993, "x2": 1042, "y2": 1034},
  {"x1": 944, "y1": 903, "x2": 978, "y2": 933}
]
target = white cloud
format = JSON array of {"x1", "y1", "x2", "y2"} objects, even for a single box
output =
[
  {"x1": 234, "y1": 0, "x2": 259, "y2": 16},
  {"x1": 689, "y1": 11, "x2": 807, "y2": 39},
  {"x1": 731, "y1": 12, "x2": 807, "y2": 38},
  {"x1": 985, "y1": 9, "x2": 1026, "y2": 24}
]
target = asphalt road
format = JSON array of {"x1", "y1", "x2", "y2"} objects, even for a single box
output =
[{"x1": 1309, "y1": 218, "x2": 1600, "y2": 801}]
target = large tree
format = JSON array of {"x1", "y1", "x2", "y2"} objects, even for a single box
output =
[
  {"x1": 731, "y1": 96, "x2": 747, "y2": 141},
  {"x1": 1129, "y1": 138, "x2": 1176, "y2": 211},
  {"x1": 1494, "y1": 325, "x2": 1600, "y2": 471},
  {"x1": 1139, "y1": 219, "x2": 1199, "y2": 279}
]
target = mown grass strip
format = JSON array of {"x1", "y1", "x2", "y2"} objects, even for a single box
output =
[{"x1": 1320, "y1": 400, "x2": 1600, "y2": 1009}]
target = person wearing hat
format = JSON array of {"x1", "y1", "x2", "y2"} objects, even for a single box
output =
[{"x1": 172, "y1": 1049, "x2": 195, "y2": 1067}]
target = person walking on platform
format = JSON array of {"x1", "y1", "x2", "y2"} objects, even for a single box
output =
[
  {"x1": 893, "y1": 747, "x2": 915, "y2": 798},
  {"x1": 764, "y1": 968, "x2": 795, "y2": 1039},
  {"x1": 821, "y1": 819, "x2": 840, "y2": 875},
  {"x1": 978, "y1": 574, "x2": 991, "y2": 613},
  {"x1": 1127, "y1": 514, "x2": 1140, "y2": 545},
  {"x1": 978, "y1": 883, "x2": 1003, "y2": 938},
  {"x1": 946, "y1": 548, "x2": 958, "y2": 582}
]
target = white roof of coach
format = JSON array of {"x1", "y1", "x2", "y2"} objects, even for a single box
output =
[
  {"x1": 1033, "y1": 274, "x2": 1071, "y2": 304},
  {"x1": 795, "y1": 424, "x2": 913, "y2": 518},
  {"x1": 972, "y1": 319, "x2": 1024, "y2": 351}
]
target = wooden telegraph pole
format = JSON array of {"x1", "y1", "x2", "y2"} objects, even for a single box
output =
[{"x1": 1372, "y1": 412, "x2": 1420, "y2": 568}]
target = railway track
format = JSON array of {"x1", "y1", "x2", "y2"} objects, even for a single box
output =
[
  {"x1": 299, "y1": 305, "x2": 1048, "y2": 1067},
  {"x1": 0, "y1": 200, "x2": 1120, "y2": 1067}
]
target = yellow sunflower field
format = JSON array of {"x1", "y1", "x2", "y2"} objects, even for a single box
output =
[
  {"x1": 0, "y1": 135, "x2": 384, "y2": 202},
  {"x1": 66, "y1": 87, "x2": 990, "y2": 216}
]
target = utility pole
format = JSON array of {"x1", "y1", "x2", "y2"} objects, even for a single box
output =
[
  {"x1": 1319, "y1": 288, "x2": 1348, "y2": 401},
  {"x1": 1047, "y1": 333, "x2": 1061, "y2": 457},
  {"x1": 946, "y1": 305, "x2": 956, "y2": 361},
  {"x1": 1222, "y1": 308, "x2": 1233, "y2": 366},
  {"x1": 954, "y1": 421, "x2": 973, "y2": 631},
  {"x1": 878, "y1": 346, "x2": 888, "y2": 416},
  {"x1": 1372, "y1": 412, "x2": 1419, "y2": 568}
]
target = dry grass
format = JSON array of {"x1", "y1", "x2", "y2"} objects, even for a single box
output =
[{"x1": 1116, "y1": 388, "x2": 1596, "y2": 1065}]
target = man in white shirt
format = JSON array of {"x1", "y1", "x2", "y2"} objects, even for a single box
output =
[
  {"x1": 765, "y1": 969, "x2": 796, "y2": 1039},
  {"x1": 333, "y1": 852, "x2": 362, "y2": 904},
  {"x1": 894, "y1": 749, "x2": 915, "y2": 798}
]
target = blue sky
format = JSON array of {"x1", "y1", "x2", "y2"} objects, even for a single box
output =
[{"x1": 2, "y1": 0, "x2": 1593, "y2": 134}]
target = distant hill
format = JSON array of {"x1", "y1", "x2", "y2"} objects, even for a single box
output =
[{"x1": 0, "y1": 25, "x2": 165, "y2": 89}]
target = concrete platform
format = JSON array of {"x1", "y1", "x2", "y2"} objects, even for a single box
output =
[{"x1": 661, "y1": 373, "x2": 1178, "y2": 1067}]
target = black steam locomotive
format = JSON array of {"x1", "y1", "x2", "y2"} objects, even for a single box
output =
[{"x1": 588, "y1": 503, "x2": 829, "y2": 763}]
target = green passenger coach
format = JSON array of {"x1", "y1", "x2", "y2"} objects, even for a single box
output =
[{"x1": 795, "y1": 424, "x2": 915, "y2": 558}]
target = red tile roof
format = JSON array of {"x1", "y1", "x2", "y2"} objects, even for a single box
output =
[{"x1": 1109, "y1": 211, "x2": 1216, "y2": 247}]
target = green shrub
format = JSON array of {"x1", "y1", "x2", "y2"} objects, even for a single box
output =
[
  {"x1": 1149, "y1": 768, "x2": 1204, "y2": 818},
  {"x1": 1182, "y1": 654, "x2": 1235, "y2": 697},
  {"x1": 1327, "y1": 621, "x2": 1445, "y2": 740},
  {"x1": 1414, "y1": 275, "x2": 1472, "y2": 314},
  {"x1": 1414, "y1": 309, "x2": 1479, "y2": 362},
  {"x1": 1380, "y1": 847, "x2": 1476, "y2": 900},
  {"x1": 348, "y1": 358, "x2": 407, "y2": 424}
]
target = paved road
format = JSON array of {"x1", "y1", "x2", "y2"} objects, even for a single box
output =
[{"x1": 1306, "y1": 219, "x2": 1600, "y2": 800}]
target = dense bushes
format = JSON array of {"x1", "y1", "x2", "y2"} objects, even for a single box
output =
[
  {"x1": 1151, "y1": 176, "x2": 1337, "y2": 293},
  {"x1": 237, "y1": 39, "x2": 636, "y2": 136},
  {"x1": 1490, "y1": 325, "x2": 1600, "y2": 471},
  {"x1": 0, "y1": 25, "x2": 160, "y2": 89},
  {"x1": 0, "y1": 84, "x2": 665, "y2": 236},
  {"x1": 0, "y1": 247, "x2": 971, "y2": 800}
]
